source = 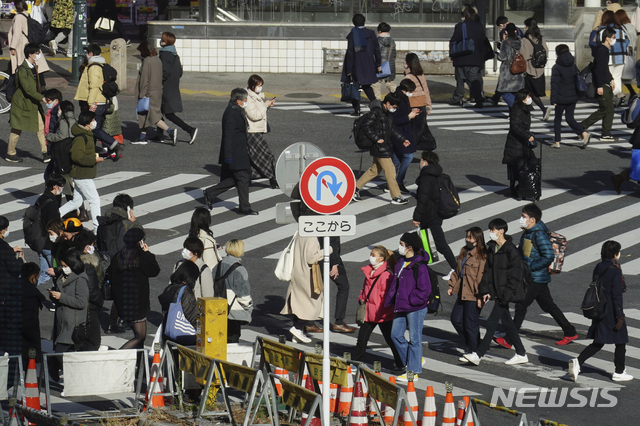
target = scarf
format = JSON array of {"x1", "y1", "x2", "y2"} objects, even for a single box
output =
[
  {"x1": 613, "y1": 258, "x2": 626, "y2": 292},
  {"x1": 353, "y1": 27, "x2": 367, "y2": 53},
  {"x1": 161, "y1": 45, "x2": 178, "y2": 55}
]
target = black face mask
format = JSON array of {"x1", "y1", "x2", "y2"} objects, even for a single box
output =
[{"x1": 465, "y1": 241, "x2": 475, "y2": 250}]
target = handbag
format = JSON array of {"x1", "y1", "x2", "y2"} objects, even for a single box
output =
[
  {"x1": 575, "y1": 72, "x2": 588, "y2": 94},
  {"x1": 275, "y1": 232, "x2": 297, "y2": 281},
  {"x1": 71, "y1": 309, "x2": 91, "y2": 351},
  {"x1": 311, "y1": 263, "x2": 323, "y2": 294},
  {"x1": 449, "y1": 22, "x2": 475, "y2": 58},
  {"x1": 164, "y1": 286, "x2": 197, "y2": 344},
  {"x1": 623, "y1": 47, "x2": 636, "y2": 80},
  {"x1": 509, "y1": 41, "x2": 527, "y2": 75},
  {"x1": 95, "y1": 17, "x2": 115, "y2": 32},
  {"x1": 377, "y1": 45, "x2": 393, "y2": 79},
  {"x1": 483, "y1": 36, "x2": 495, "y2": 61},
  {"x1": 356, "y1": 274, "x2": 383, "y2": 325},
  {"x1": 136, "y1": 97, "x2": 150, "y2": 114},
  {"x1": 341, "y1": 78, "x2": 361, "y2": 103},
  {"x1": 630, "y1": 149, "x2": 640, "y2": 181},
  {"x1": 409, "y1": 75, "x2": 427, "y2": 108}
]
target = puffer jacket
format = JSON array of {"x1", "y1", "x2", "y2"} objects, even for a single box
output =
[
  {"x1": 448, "y1": 247, "x2": 486, "y2": 301},
  {"x1": 69, "y1": 124, "x2": 98, "y2": 179},
  {"x1": 384, "y1": 250, "x2": 432, "y2": 313},
  {"x1": 550, "y1": 52, "x2": 579, "y2": 105},
  {"x1": 413, "y1": 163, "x2": 442, "y2": 226},
  {"x1": 74, "y1": 55, "x2": 108, "y2": 105},
  {"x1": 245, "y1": 88, "x2": 269, "y2": 133},
  {"x1": 362, "y1": 100, "x2": 406, "y2": 158},
  {"x1": 359, "y1": 261, "x2": 395, "y2": 323},
  {"x1": 478, "y1": 236, "x2": 522, "y2": 304},
  {"x1": 502, "y1": 106, "x2": 532, "y2": 165},
  {"x1": 520, "y1": 221, "x2": 554, "y2": 284}
]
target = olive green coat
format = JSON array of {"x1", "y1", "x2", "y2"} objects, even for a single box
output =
[
  {"x1": 9, "y1": 61, "x2": 44, "y2": 132},
  {"x1": 69, "y1": 124, "x2": 98, "y2": 179}
]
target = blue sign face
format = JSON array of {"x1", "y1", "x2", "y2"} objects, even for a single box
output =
[{"x1": 315, "y1": 170, "x2": 343, "y2": 200}]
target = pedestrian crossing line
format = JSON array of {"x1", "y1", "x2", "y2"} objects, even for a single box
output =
[
  {"x1": 341, "y1": 188, "x2": 571, "y2": 263},
  {"x1": 562, "y1": 227, "x2": 640, "y2": 272},
  {"x1": 623, "y1": 309, "x2": 640, "y2": 321},
  {"x1": 620, "y1": 257, "x2": 640, "y2": 275},
  {"x1": 0, "y1": 166, "x2": 29, "y2": 177},
  {"x1": 547, "y1": 312, "x2": 640, "y2": 341},
  {"x1": 0, "y1": 172, "x2": 50, "y2": 195},
  {"x1": 574, "y1": 339, "x2": 640, "y2": 363},
  {"x1": 100, "y1": 173, "x2": 208, "y2": 207},
  {"x1": 0, "y1": 172, "x2": 146, "y2": 217}
]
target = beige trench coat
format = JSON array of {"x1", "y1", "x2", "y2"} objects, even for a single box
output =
[
  {"x1": 8, "y1": 12, "x2": 50, "y2": 74},
  {"x1": 280, "y1": 236, "x2": 325, "y2": 321},
  {"x1": 135, "y1": 55, "x2": 164, "y2": 127}
]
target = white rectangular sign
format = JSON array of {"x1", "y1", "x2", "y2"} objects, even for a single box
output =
[{"x1": 298, "y1": 215, "x2": 357, "y2": 237}]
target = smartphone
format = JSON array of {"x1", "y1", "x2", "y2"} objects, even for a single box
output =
[
  {"x1": 127, "y1": 206, "x2": 133, "y2": 220},
  {"x1": 269, "y1": 97, "x2": 277, "y2": 101}
]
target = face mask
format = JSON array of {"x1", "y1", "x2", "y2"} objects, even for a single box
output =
[
  {"x1": 86, "y1": 245, "x2": 95, "y2": 255},
  {"x1": 256, "y1": 86, "x2": 262, "y2": 93},
  {"x1": 610, "y1": 38, "x2": 617, "y2": 46},
  {"x1": 525, "y1": 97, "x2": 533, "y2": 106},
  {"x1": 241, "y1": 102, "x2": 247, "y2": 109},
  {"x1": 406, "y1": 93, "x2": 413, "y2": 98},
  {"x1": 2, "y1": 229, "x2": 8, "y2": 238},
  {"x1": 57, "y1": 109, "x2": 62, "y2": 117},
  {"x1": 45, "y1": 101, "x2": 54, "y2": 109},
  {"x1": 519, "y1": 217, "x2": 529, "y2": 228},
  {"x1": 89, "y1": 121, "x2": 97, "y2": 130},
  {"x1": 49, "y1": 234, "x2": 59, "y2": 243},
  {"x1": 388, "y1": 107, "x2": 397, "y2": 113},
  {"x1": 398, "y1": 245, "x2": 407, "y2": 256},
  {"x1": 181, "y1": 248, "x2": 193, "y2": 260},
  {"x1": 62, "y1": 266, "x2": 72, "y2": 276},
  {"x1": 369, "y1": 256, "x2": 381, "y2": 266},
  {"x1": 419, "y1": 161, "x2": 426, "y2": 170},
  {"x1": 465, "y1": 241, "x2": 475, "y2": 250},
  {"x1": 34, "y1": 53, "x2": 41, "y2": 62},
  {"x1": 489, "y1": 232, "x2": 499, "y2": 241}
]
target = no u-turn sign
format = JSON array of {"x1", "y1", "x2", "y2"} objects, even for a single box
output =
[{"x1": 299, "y1": 157, "x2": 356, "y2": 215}]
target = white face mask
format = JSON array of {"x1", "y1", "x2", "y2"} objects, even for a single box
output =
[
  {"x1": 519, "y1": 217, "x2": 529, "y2": 228},
  {"x1": 86, "y1": 245, "x2": 95, "y2": 255},
  {"x1": 57, "y1": 109, "x2": 62, "y2": 117},
  {"x1": 49, "y1": 234, "x2": 59, "y2": 243},
  {"x1": 256, "y1": 86, "x2": 262, "y2": 93},
  {"x1": 398, "y1": 245, "x2": 407, "y2": 256},
  {"x1": 181, "y1": 248, "x2": 193, "y2": 260},
  {"x1": 388, "y1": 107, "x2": 397, "y2": 113},
  {"x1": 34, "y1": 53, "x2": 41, "y2": 62},
  {"x1": 2, "y1": 229, "x2": 8, "y2": 238},
  {"x1": 406, "y1": 93, "x2": 413, "y2": 98},
  {"x1": 489, "y1": 232, "x2": 499, "y2": 241},
  {"x1": 369, "y1": 256, "x2": 382, "y2": 266},
  {"x1": 55, "y1": 187, "x2": 63, "y2": 196},
  {"x1": 89, "y1": 121, "x2": 97, "y2": 130},
  {"x1": 524, "y1": 97, "x2": 533, "y2": 106},
  {"x1": 240, "y1": 102, "x2": 247, "y2": 109},
  {"x1": 62, "y1": 266, "x2": 72, "y2": 276},
  {"x1": 610, "y1": 38, "x2": 617, "y2": 46}
]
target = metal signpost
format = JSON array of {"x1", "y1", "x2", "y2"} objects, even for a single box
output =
[
  {"x1": 298, "y1": 157, "x2": 356, "y2": 423},
  {"x1": 70, "y1": 0, "x2": 88, "y2": 86}
]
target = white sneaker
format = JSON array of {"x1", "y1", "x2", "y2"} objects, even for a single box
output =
[
  {"x1": 442, "y1": 269, "x2": 455, "y2": 281},
  {"x1": 463, "y1": 352, "x2": 480, "y2": 365},
  {"x1": 505, "y1": 354, "x2": 529, "y2": 365},
  {"x1": 289, "y1": 326, "x2": 311, "y2": 344},
  {"x1": 568, "y1": 358, "x2": 580, "y2": 382},
  {"x1": 459, "y1": 354, "x2": 470, "y2": 363},
  {"x1": 48, "y1": 40, "x2": 57, "y2": 54},
  {"x1": 612, "y1": 369, "x2": 633, "y2": 382}
]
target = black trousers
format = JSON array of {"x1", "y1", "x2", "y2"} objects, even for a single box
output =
[
  {"x1": 351, "y1": 84, "x2": 376, "y2": 112},
  {"x1": 425, "y1": 217, "x2": 457, "y2": 270},
  {"x1": 578, "y1": 342, "x2": 626, "y2": 374},
  {"x1": 453, "y1": 66, "x2": 483, "y2": 104},
  {"x1": 321, "y1": 264, "x2": 349, "y2": 323},
  {"x1": 204, "y1": 168, "x2": 251, "y2": 212},
  {"x1": 450, "y1": 294, "x2": 482, "y2": 353},
  {"x1": 227, "y1": 319, "x2": 242, "y2": 343},
  {"x1": 352, "y1": 320, "x2": 404, "y2": 368},
  {"x1": 164, "y1": 112, "x2": 194, "y2": 134},
  {"x1": 476, "y1": 301, "x2": 525, "y2": 357},
  {"x1": 553, "y1": 103, "x2": 585, "y2": 142}
]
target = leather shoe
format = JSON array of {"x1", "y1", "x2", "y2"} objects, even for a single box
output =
[
  {"x1": 202, "y1": 190, "x2": 213, "y2": 210},
  {"x1": 332, "y1": 323, "x2": 356, "y2": 333},
  {"x1": 78, "y1": 209, "x2": 91, "y2": 223},
  {"x1": 239, "y1": 209, "x2": 259, "y2": 215},
  {"x1": 305, "y1": 324, "x2": 323, "y2": 333}
]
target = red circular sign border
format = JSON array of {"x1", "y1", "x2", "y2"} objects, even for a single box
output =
[{"x1": 299, "y1": 157, "x2": 356, "y2": 215}]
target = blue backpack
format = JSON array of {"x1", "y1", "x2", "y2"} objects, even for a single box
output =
[{"x1": 621, "y1": 96, "x2": 640, "y2": 128}]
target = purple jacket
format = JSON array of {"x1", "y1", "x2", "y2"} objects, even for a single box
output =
[{"x1": 384, "y1": 250, "x2": 432, "y2": 313}]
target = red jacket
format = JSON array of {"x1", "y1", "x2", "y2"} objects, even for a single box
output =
[{"x1": 359, "y1": 262, "x2": 395, "y2": 323}]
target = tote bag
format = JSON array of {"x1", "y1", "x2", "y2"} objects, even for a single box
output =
[
  {"x1": 341, "y1": 78, "x2": 361, "y2": 102},
  {"x1": 164, "y1": 286, "x2": 196, "y2": 344},
  {"x1": 95, "y1": 17, "x2": 115, "y2": 32},
  {"x1": 275, "y1": 232, "x2": 297, "y2": 281},
  {"x1": 136, "y1": 97, "x2": 150, "y2": 114}
]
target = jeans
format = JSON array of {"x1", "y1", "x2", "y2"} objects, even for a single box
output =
[
  {"x1": 425, "y1": 217, "x2": 457, "y2": 270},
  {"x1": 59, "y1": 179, "x2": 101, "y2": 230},
  {"x1": 553, "y1": 103, "x2": 585, "y2": 142},
  {"x1": 391, "y1": 306, "x2": 428, "y2": 373},
  {"x1": 578, "y1": 342, "x2": 626, "y2": 374},
  {"x1": 581, "y1": 85, "x2": 614, "y2": 137},
  {"x1": 353, "y1": 320, "x2": 404, "y2": 368},
  {"x1": 392, "y1": 152, "x2": 414, "y2": 187},
  {"x1": 37, "y1": 249, "x2": 52, "y2": 285},
  {"x1": 450, "y1": 294, "x2": 481, "y2": 353},
  {"x1": 476, "y1": 301, "x2": 525, "y2": 357},
  {"x1": 93, "y1": 105, "x2": 117, "y2": 149}
]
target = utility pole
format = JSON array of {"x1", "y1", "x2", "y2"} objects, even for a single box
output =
[{"x1": 69, "y1": 0, "x2": 88, "y2": 86}]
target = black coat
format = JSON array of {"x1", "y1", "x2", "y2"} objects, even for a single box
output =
[
  {"x1": 502, "y1": 106, "x2": 533, "y2": 165},
  {"x1": 0, "y1": 239, "x2": 22, "y2": 355},
  {"x1": 478, "y1": 236, "x2": 523, "y2": 305},
  {"x1": 36, "y1": 191, "x2": 61, "y2": 251},
  {"x1": 413, "y1": 163, "x2": 442, "y2": 226},
  {"x1": 592, "y1": 44, "x2": 613, "y2": 89},
  {"x1": 21, "y1": 277, "x2": 44, "y2": 364},
  {"x1": 550, "y1": 52, "x2": 579, "y2": 105},
  {"x1": 218, "y1": 102, "x2": 250, "y2": 171},
  {"x1": 629, "y1": 126, "x2": 640, "y2": 149},
  {"x1": 450, "y1": 19, "x2": 487, "y2": 68},
  {"x1": 362, "y1": 101, "x2": 406, "y2": 158},
  {"x1": 158, "y1": 283, "x2": 198, "y2": 329},
  {"x1": 110, "y1": 250, "x2": 160, "y2": 322},
  {"x1": 392, "y1": 91, "x2": 416, "y2": 154},
  {"x1": 341, "y1": 27, "x2": 381, "y2": 86},
  {"x1": 159, "y1": 50, "x2": 183, "y2": 114},
  {"x1": 587, "y1": 260, "x2": 628, "y2": 345}
]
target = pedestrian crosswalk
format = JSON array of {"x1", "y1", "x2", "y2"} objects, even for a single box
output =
[
  {"x1": 271, "y1": 101, "x2": 636, "y2": 148},
  {"x1": 1, "y1": 166, "x2": 639, "y2": 276}
]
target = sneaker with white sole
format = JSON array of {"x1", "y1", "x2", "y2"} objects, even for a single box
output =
[
  {"x1": 612, "y1": 369, "x2": 633, "y2": 382},
  {"x1": 396, "y1": 373, "x2": 418, "y2": 383},
  {"x1": 463, "y1": 352, "x2": 480, "y2": 365},
  {"x1": 352, "y1": 190, "x2": 362, "y2": 202},
  {"x1": 391, "y1": 196, "x2": 408, "y2": 205},
  {"x1": 442, "y1": 269, "x2": 455, "y2": 281},
  {"x1": 600, "y1": 135, "x2": 619, "y2": 142},
  {"x1": 289, "y1": 326, "x2": 311, "y2": 343},
  {"x1": 505, "y1": 354, "x2": 528, "y2": 365},
  {"x1": 189, "y1": 128, "x2": 198, "y2": 145},
  {"x1": 568, "y1": 358, "x2": 580, "y2": 382},
  {"x1": 542, "y1": 107, "x2": 551, "y2": 121},
  {"x1": 459, "y1": 355, "x2": 470, "y2": 363}
]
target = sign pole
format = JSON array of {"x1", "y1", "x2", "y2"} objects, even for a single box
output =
[{"x1": 322, "y1": 235, "x2": 330, "y2": 423}]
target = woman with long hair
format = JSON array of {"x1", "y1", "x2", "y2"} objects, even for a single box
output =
[
  {"x1": 188, "y1": 207, "x2": 221, "y2": 269},
  {"x1": 502, "y1": 89, "x2": 535, "y2": 199},
  {"x1": 159, "y1": 261, "x2": 200, "y2": 345},
  {"x1": 522, "y1": 18, "x2": 550, "y2": 120},
  {"x1": 496, "y1": 23, "x2": 525, "y2": 107},
  {"x1": 109, "y1": 228, "x2": 160, "y2": 349},
  {"x1": 8, "y1": 0, "x2": 50, "y2": 75},
  {"x1": 615, "y1": 9, "x2": 637, "y2": 100},
  {"x1": 403, "y1": 53, "x2": 435, "y2": 153},
  {"x1": 447, "y1": 227, "x2": 487, "y2": 361},
  {"x1": 391, "y1": 79, "x2": 419, "y2": 193}
]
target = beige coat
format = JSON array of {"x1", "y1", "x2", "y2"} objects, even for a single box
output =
[
  {"x1": 521, "y1": 34, "x2": 548, "y2": 79},
  {"x1": 245, "y1": 88, "x2": 270, "y2": 133},
  {"x1": 8, "y1": 12, "x2": 50, "y2": 74},
  {"x1": 592, "y1": 3, "x2": 622, "y2": 30},
  {"x1": 404, "y1": 72, "x2": 432, "y2": 109},
  {"x1": 199, "y1": 229, "x2": 221, "y2": 270},
  {"x1": 280, "y1": 236, "x2": 325, "y2": 321},
  {"x1": 136, "y1": 55, "x2": 164, "y2": 127},
  {"x1": 448, "y1": 247, "x2": 486, "y2": 302}
]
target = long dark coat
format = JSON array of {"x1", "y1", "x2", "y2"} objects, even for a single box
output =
[
  {"x1": 341, "y1": 27, "x2": 381, "y2": 86},
  {"x1": 392, "y1": 91, "x2": 416, "y2": 154},
  {"x1": 159, "y1": 49, "x2": 183, "y2": 114},
  {"x1": 218, "y1": 102, "x2": 251, "y2": 171},
  {"x1": 54, "y1": 271, "x2": 89, "y2": 346},
  {"x1": 110, "y1": 250, "x2": 161, "y2": 322},
  {"x1": 587, "y1": 260, "x2": 628, "y2": 345},
  {"x1": 450, "y1": 19, "x2": 487, "y2": 68},
  {"x1": 502, "y1": 106, "x2": 532, "y2": 165},
  {"x1": 0, "y1": 238, "x2": 23, "y2": 355},
  {"x1": 81, "y1": 253, "x2": 105, "y2": 351},
  {"x1": 413, "y1": 163, "x2": 443, "y2": 226}
]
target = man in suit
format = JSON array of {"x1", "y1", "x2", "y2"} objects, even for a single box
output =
[{"x1": 203, "y1": 88, "x2": 258, "y2": 215}]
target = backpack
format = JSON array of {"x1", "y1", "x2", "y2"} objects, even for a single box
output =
[
  {"x1": 50, "y1": 135, "x2": 78, "y2": 175},
  {"x1": 5, "y1": 73, "x2": 17, "y2": 103},
  {"x1": 87, "y1": 63, "x2": 119, "y2": 99},
  {"x1": 96, "y1": 215, "x2": 127, "y2": 259},
  {"x1": 580, "y1": 62, "x2": 596, "y2": 99},
  {"x1": 19, "y1": 13, "x2": 46, "y2": 45},
  {"x1": 22, "y1": 197, "x2": 55, "y2": 253},
  {"x1": 411, "y1": 261, "x2": 441, "y2": 315},
  {"x1": 525, "y1": 36, "x2": 547, "y2": 68},
  {"x1": 581, "y1": 265, "x2": 613, "y2": 320},
  {"x1": 213, "y1": 262, "x2": 241, "y2": 298},
  {"x1": 436, "y1": 173, "x2": 461, "y2": 219},
  {"x1": 531, "y1": 230, "x2": 568, "y2": 274},
  {"x1": 508, "y1": 41, "x2": 527, "y2": 74},
  {"x1": 351, "y1": 112, "x2": 375, "y2": 150},
  {"x1": 622, "y1": 95, "x2": 640, "y2": 128}
]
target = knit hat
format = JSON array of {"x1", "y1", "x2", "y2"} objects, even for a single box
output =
[
  {"x1": 63, "y1": 218, "x2": 83, "y2": 233},
  {"x1": 123, "y1": 228, "x2": 145, "y2": 245},
  {"x1": 400, "y1": 232, "x2": 423, "y2": 253}
]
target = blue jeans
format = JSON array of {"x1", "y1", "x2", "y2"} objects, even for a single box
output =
[
  {"x1": 391, "y1": 306, "x2": 428, "y2": 373},
  {"x1": 391, "y1": 152, "x2": 414, "y2": 187},
  {"x1": 37, "y1": 249, "x2": 52, "y2": 285},
  {"x1": 93, "y1": 105, "x2": 117, "y2": 149},
  {"x1": 450, "y1": 294, "x2": 481, "y2": 353}
]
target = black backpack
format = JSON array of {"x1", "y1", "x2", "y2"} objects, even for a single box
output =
[
  {"x1": 51, "y1": 134, "x2": 81, "y2": 175},
  {"x1": 437, "y1": 174, "x2": 461, "y2": 219},
  {"x1": 96, "y1": 215, "x2": 126, "y2": 259},
  {"x1": 87, "y1": 63, "x2": 119, "y2": 99},
  {"x1": 581, "y1": 265, "x2": 613, "y2": 320},
  {"x1": 213, "y1": 262, "x2": 241, "y2": 298},
  {"x1": 23, "y1": 198, "x2": 55, "y2": 253},
  {"x1": 351, "y1": 112, "x2": 375, "y2": 150},
  {"x1": 5, "y1": 73, "x2": 17, "y2": 103},
  {"x1": 411, "y1": 261, "x2": 441, "y2": 315},
  {"x1": 525, "y1": 36, "x2": 547, "y2": 68},
  {"x1": 19, "y1": 14, "x2": 46, "y2": 45}
]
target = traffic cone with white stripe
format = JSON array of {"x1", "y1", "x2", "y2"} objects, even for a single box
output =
[
  {"x1": 301, "y1": 373, "x2": 322, "y2": 426},
  {"x1": 456, "y1": 400, "x2": 466, "y2": 426},
  {"x1": 349, "y1": 380, "x2": 368, "y2": 426},
  {"x1": 329, "y1": 382, "x2": 339, "y2": 414},
  {"x1": 146, "y1": 344, "x2": 165, "y2": 409},
  {"x1": 274, "y1": 367, "x2": 287, "y2": 397},
  {"x1": 24, "y1": 349, "x2": 41, "y2": 424},
  {"x1": 337, "y1": 364, "x2": 353, "y2": 416},
  {"x1": 442, "y1": 382, "x2": 456, "y2": 426},
  {"x1": 461, "y1": 396, "x2": 475, "y2": 426},
  {"x1": 421, "y1": 385, "x2": 437, "y2": 426},
  {"x1": 403, "y1": 372, "x2": 420, "y2": 426},
  {"x1": 383, "y1": 376, "x2": 396, "y2": 425}
]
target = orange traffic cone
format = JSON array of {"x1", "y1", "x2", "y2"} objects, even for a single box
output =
[
  {"x1": 274, "y1": 367, "x2": 287, "y2": 397},
  {"x1": 146, "y1": 346, "x2": 165, "y2": 409},
  {"x1": 461, "y1": 396, "x2": 475, "y2": 426},
  {"x1": 301, "y1": 374, "x2": 322, "y2": 426},
  {"x1": 337, "y1": 364, "x2": 353, "y2": 416},
  {"x1": 421, "y1": 386, "x2": 437, "y2": 426},
  {"x1": 442, "y1": 383, "x2": 456, "y2": 425},
  {"x1": 329, "y1": 382, "x2": 339, "y2": 414},
  {"x1": 24, "y1": 350, "x2": 41, "y2": 425},
  {"x1": 383, "y1": 376, "x2": 396, "y2": 425},
  {"x1": 403, "y1": 373, "x2": 419, "y2": 426},
  {"x1": 349, "y1": 380, "x2": 368, "y2": 426},
  {"x1": 456, "y1": 400, "x2": 466, "y2": 426}
]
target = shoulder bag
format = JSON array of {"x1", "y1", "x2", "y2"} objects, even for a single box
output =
[
  {"x1": 311, "y1": 263, "x2": 323, "y2": 294},
  {"x1": 341, "y1": 76, "x2": 361, "y2": 102},
  {"x1": 71, "y1": 306, "x2": 91, "y2": 351},
  {"x1": 275, "y1": 232, "x2": 297, "y2": 281},
  {"x1": 449, "y1": 22, "x2": 475, "y2": 58},
  {"x1": 164, "y1": 285, "x2": 197, "y2": 344},
  {"x1": 377, "y1": 45, "x2": 392, "y2": 79},
  {"x1": 409, "y1": 75, "x2": 428, "y2": 108},
  {"x1": 508, "y1": 40, "x2": 527, "y2": 74},
  {"x1": 356, "y1": 273, "x2": 383, "y2": 325}
]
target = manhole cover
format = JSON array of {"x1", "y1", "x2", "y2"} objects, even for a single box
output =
[{"x1": 284, "y1": 93, "x2": 323, "y2": 99}]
